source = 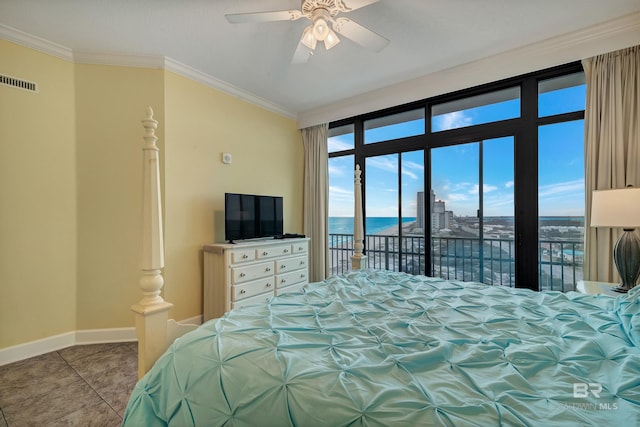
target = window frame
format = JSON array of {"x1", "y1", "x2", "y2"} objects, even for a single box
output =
[{"x1": 328, "y1": 61, "x2": 585, "y2": 291}]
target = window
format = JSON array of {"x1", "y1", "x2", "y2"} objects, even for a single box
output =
[
  {"x1": 364, "y1": 109, "x2": 425, "y2": 144},
  {"x1": 328, "y1": 124, "x2": 354, "y2": 153},
  {"x1": 328, "y1": 155, "x2": 354, "y2": 275},
  {"x1": 432, "y1": 87, "x2": 520, "y2": 132},
  {"x1": 538, "y1": 72, "x2": 586, "y2": 117},
  {"x1": 329, "y1": 62, "x2": 585, "y2": 291},
  {"x1": 538, "y1": 121, "x2": 585, "y2": 291}
]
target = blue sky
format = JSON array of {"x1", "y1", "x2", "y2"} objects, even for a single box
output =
[{"x1": 329, "y1": 82, "x2": 586, "y2": 218}]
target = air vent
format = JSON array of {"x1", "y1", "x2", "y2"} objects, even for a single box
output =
[{"x1": 0, "y1": 74, "x2": 38, "y2": 93}]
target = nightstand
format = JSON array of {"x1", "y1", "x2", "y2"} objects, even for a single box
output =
[{"x1": 576, "y1": 280, "x2": 621, "y2": 297}]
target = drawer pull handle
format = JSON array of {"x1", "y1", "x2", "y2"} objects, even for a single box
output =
[
  {"x1": 281, "y1": 265, "x2": 286, "y2": 269},
  {"x1": 242, "y1": 254, "x2": 248, "y2": 259},
  {"x1": 284, "y1": 249, "x2": 289, "y2": 253},
  {"x1": 240, "y1": 273, "x2": 246, "y2": 277},
  {"x1": 240, "y1": 289, "x2": 246, "y2": 294},
  {"x1": 298, "y1": 247, "x2": 303, "y2": 250},
  {"x1": 263, "y1": 251, "x2": 268, "y2": 256},
  {"x1": 266, "y1": 283, "x2": 272, "y2": 288},
  {"x1": 281, "y1": 279, "x2": 286, "y2": 283},
  {"x1": 301, "y1": 274, "x2": 306, "y2": 278},
  {"x1": 266, "y1": 267, "x2": 271, "y2": 272},
  {"x1": 300, "y1": 261, "x2": 305, "y2": 265}
]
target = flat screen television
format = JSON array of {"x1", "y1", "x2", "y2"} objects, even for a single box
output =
[{"x1": 225, "y1": 193, "x2": 283, "y2": 242}]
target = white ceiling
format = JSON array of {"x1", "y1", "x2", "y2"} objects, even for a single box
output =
[{"x1": 2, "y1": 0, "x2": 640, "y2": 124}]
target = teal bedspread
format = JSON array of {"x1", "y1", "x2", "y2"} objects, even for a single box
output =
[{"x1": 123, "y1": 270, "x2": 640, "y2": 426}]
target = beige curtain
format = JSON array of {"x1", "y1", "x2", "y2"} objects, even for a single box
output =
[
  {"x1": 583, "y1": 45, "x2": 640, "y2": 282},
  {"x1": 302, "y1": 123, "x2": 330, "y2": 282}
]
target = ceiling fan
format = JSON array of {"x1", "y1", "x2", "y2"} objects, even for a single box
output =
[{"x1": 225, "y1": 0, "x2": 389, "y2": 63}]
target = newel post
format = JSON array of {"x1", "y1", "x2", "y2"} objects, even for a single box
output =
[{"x1": 131, "y1": 107, "x2": 173, "y2": 379}]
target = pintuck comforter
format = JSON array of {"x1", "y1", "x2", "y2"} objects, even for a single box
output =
[{"x1": 123, "y1": 269, "x2": 640, "y2": 426}]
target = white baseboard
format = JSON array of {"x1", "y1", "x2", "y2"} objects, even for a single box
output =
[
  {"x1": 0, "y1": 332, "x2": 76, "y2": 367},
  {"x1": 75, "y1": 327, "x2": 137, "y2": 345},
  {"x1": 0, "y1": 315, "x2": 203, "y2": 366}
]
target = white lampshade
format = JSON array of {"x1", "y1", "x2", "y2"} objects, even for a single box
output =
[
  {"x1": 591, "y1": 188, "x2": 640, "y2": 228},
  {"x1": 300, "y1": 25, "x2": 317, "y2": 50},
  {"x1": 324, "y1": 30, "x2": 340, "y2": 49},
  {"x1": 312, "y1": 16, "x2": 330, "y2": 40}
]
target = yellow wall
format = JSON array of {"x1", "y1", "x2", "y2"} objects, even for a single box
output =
[
  {"x1": 0, "y1": 40, "x2": 302, "y2": 350},
  {"x1": 163, "y1": 72, "x2": 302, "y2": 320},
  {"x1": 74, "y1": 64, "x2": 165, "y2": 330},
  {"x1": 0, "y1": 40, "x2": 77, "y2": 347}
]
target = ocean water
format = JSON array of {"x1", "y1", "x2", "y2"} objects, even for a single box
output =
[
  {"x1": 329, "y1": 217, "x2": 417, "y2": 236},
  {"x1": 329, "y1": 216, "x2": 584, "y2": 235}
]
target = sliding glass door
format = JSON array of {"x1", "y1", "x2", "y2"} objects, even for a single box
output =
[
  {"x1": 363, "y1": 150, "x2": 425, "y2": 273},
  {"x1": 430, "y1": 137, "x2": 514, "y2": 285}
]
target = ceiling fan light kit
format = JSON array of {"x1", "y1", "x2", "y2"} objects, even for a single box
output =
[
  {"x1": 302, "y1": 8, "x2": 341, "y2": 50},
  {"x1": 225, "y1": 0, "x2": 388, "y2": 62}
]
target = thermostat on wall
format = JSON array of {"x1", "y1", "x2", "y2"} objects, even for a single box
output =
[{"x1": 221, "y1": 153, "x2": 232, "y2": 164}]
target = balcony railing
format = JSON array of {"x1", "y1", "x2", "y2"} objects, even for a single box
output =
[{"x1": 329, "y1": 234, "x2": 583, "y2": 292}]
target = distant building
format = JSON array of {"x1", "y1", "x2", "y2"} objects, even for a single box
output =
[{"x1": 417, "y1": 189, "x2": 454, "y2": 232}]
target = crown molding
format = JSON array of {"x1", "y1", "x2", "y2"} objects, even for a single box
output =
[
  {"x1": 0, "y1": 24, "x2": 295, "y2": 120},
  {"x1": 73, "y1": 50, "x2": 166, "y2": 69},
  {"x1": 0, "y1": 23, "x2": 73, "y2": 61},
  {"x1": 164, "y1": 57, "x2": 296, "y2": 119}
]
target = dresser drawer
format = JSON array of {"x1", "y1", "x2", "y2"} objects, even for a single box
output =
[
  {"x1": 232, "y1": 277, "x2": 274, "y2": 301},
  {"x1": 292, "y1": 241, "x2": 308, "y2": 254},
  {"x1": 256, "y1": 244, "x2": 291, "y2": 259},
  {"x1": 230, "y1": 248, "x2": 256, "y2": 264},
  {"x1": 232, "y1": 290, "x2": 274, "y2": 310},
  {"x1": 276, "y1": 255, "x2": 307, "y2": 274},
  {"x1": 231, "y1": 261, "x2": 273, "y2": 284},
  {"x1": 277, "y1": 269, "x2": 308, "y2": 288}
]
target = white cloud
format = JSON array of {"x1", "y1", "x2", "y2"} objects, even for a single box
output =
[
  {"x1": 329, "y1": 185, "x2": 352, "y2": 199},
  {"x1": 468, "y1": 184, "x2": 498, "y2": 195},
  {"x1": 437, "y1": 111, "x2": 473, "y2": 131},
  {"x1": 538, "y1": 179, "x2": 584, "y2": 197},
  {"x1": 401, "y1": 160, "x2": 423, "y2": 181},
  {"x1": 402, "y1": 169, "x2": 418, "y2": 180},
  {"x1": 367, "y1": 156, "x2": 398, "y2": 173},
  {"x1": 447, "y1": 193, "x2": 470, "y2": 202},
  {"x1": 328, "y1": 137, "x2": 353, "y2": 152},
  {"x1": 328, "y1": 163, "x2": 346, "y2": 177},
  {"x1": 403, "y1": 160, "x2": 424, "y2": 171},
  {"x1": 505, "y1": 181, "x2": 514, "y2": 188}
]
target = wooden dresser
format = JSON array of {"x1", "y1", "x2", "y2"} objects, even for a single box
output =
[{"x1": 203, "y1": 238, "x2": 310, "y2": 321}]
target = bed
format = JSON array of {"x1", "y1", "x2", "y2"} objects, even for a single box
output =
[
  {"x1": 123, "y1": 269, "x2": 639, "y2": 425},
  {"x1": 126, "y1": 109, "x2": 640, "y2": 425}
]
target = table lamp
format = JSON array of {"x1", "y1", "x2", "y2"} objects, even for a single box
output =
[{"x1": 590, "y1": 187, "x2": 640, "y2": 293}]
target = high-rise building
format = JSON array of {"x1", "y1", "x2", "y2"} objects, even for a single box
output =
[
  {"x1": 430, "y1": 190, "x2": 454, "y2": 232},
  {"x1": 418, "y1": 189, "x2": 454, "y2": 232}
]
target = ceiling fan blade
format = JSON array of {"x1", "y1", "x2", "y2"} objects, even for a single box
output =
[
  {"x1": 333, "y1": 17, "x2": 389, "y2": 52},
  {"x1": 341, "y1": 0, "x2": 380, "y2": 11},
  {"x1": 291, "y1": 41, "x2": 313, "y2": 64},
  {"x1": 225, "y1": 10, "x2": 302, "y2": 24}
]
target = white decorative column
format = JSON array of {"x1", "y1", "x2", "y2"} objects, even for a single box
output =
[
  {"x1": 351, "y1": 164, "x2": 367, "y2": 270},
  {"x1": 131, "y1": 107, "x2": 173, "y2": 379}
]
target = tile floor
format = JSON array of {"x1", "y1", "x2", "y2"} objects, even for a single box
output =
[{"x1": 0, "y1": 342, "x2": 138, "y2": 426}]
